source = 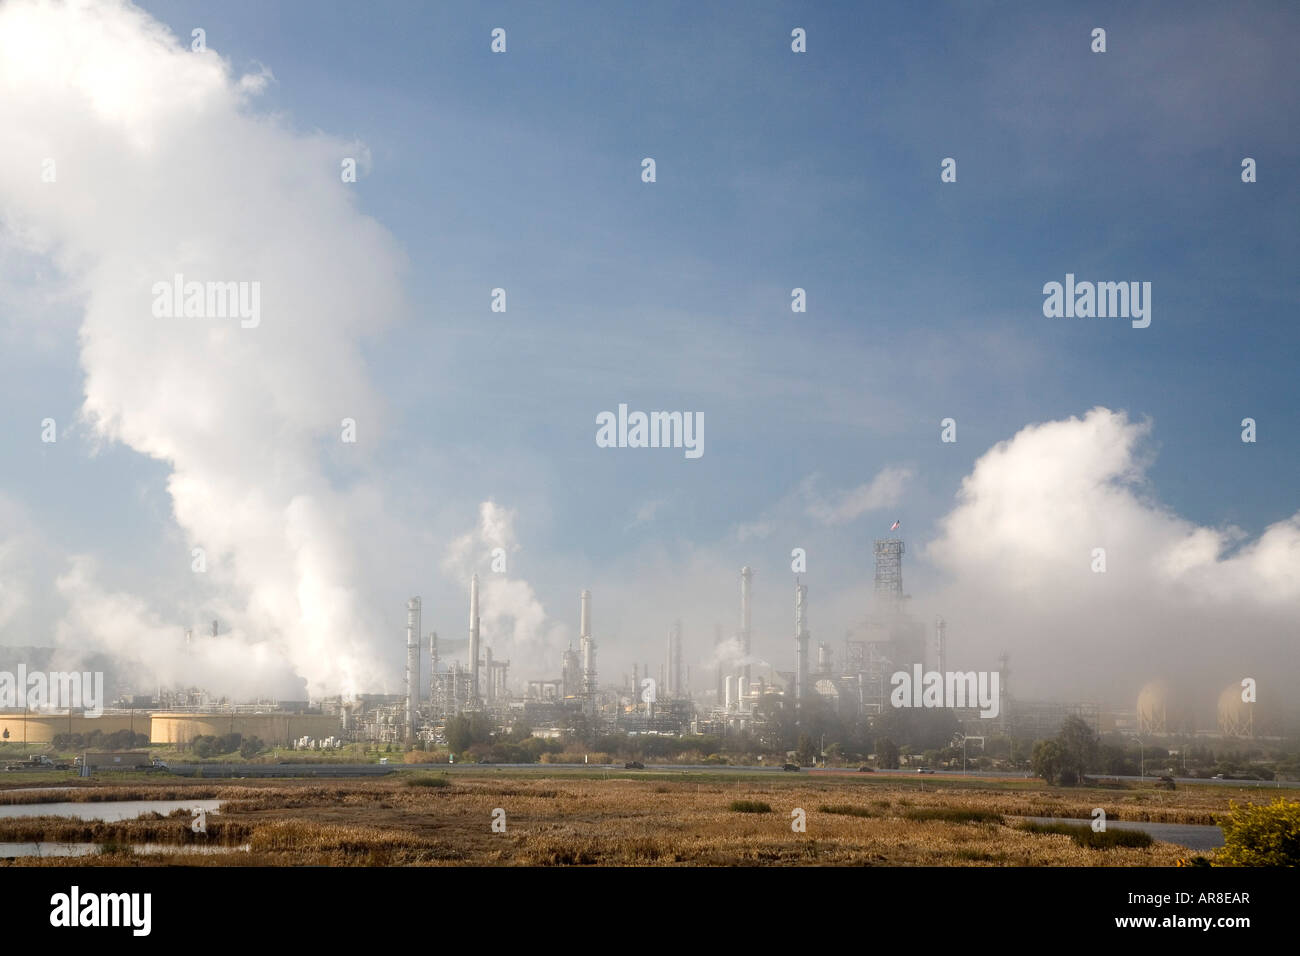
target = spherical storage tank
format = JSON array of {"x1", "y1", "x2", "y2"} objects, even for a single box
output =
[
  {"x1": 1136, "y1": 680, "x2": 1171, "y2": 735},
  {"x1": 1217, "y1": 684, "x2": 1253, "y2": 737}
]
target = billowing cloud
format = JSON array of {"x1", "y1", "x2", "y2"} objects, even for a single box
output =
[
  {"x1": 924, "y1": 407, "x2": 1300, "y2": 704},
  {"x1": 0, "y1": 496, "x2": 35, "y2": 631},
  {"x1": 55, "y1": 556, "x2": 305, "y2": 700},
  {"x1": 624, "y1": 498, "x2": 666, "y2": 531},
  {"x1": 804, "y1": 466, "x2": 913, "y2": 525},
  {"x1": 442, "y1": 502, "x2": 569, "y2": 679},
  {"x1": 0, "y1": 0, "x2": 408, "y2": 696},
  {"x1": 702, "y1": 635, "x2": 769, "y2": 672}
]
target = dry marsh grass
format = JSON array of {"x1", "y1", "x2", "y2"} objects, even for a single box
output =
[{"x1": 0, "y1": 772, "x2": 1241, "y2": 866}]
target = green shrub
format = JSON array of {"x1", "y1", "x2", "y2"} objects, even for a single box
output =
[
  {"x1": 729, "y1": 800, "x2": 772, "y2": 814},
  {"x1": 404, "y1": 774, "x2": 451, "y2": 788},
  {"x1": 903, "y1": 807, "x2": 1004, "y2": 825},
  {"x1": 1019, "y1": 820, "x2": 1152, "y2": 849},
  {"x1": 819, "y1": 804, "x2": 876, "y2": 818},
  {"x1": 1215, "y1": 798, "x2": 1300, "y2": 866}
]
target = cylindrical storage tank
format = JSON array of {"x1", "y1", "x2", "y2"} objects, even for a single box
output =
[
  {"x1": 724, "y1": 676, "x2": 735, "y2": 711},
  {"x1": 0, "y1": 715, "x2": 137, "y2": 743},
  {"x1": 737, "y1": 676, "x2": 748, "y2": 710},
  {"x1": 149, "y1": 713, "x2": 341, "y2": 747}
]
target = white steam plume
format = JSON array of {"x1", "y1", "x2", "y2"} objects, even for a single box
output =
[
  {"x1": 442, "y1": 502, "x2": 569, "y2": 680},
  {"x1": 0, "y1": 0, "x2": 408, "y2": 696},
  {"x1": 924, "y1": 407, "x2": 1300, "y2": 699}
]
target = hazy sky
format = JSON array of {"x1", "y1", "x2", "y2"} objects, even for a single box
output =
[{"x1": 0, "y1": 1, "x2": 1296, "y2": 709}]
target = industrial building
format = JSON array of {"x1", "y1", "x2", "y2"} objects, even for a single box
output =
[
  {"x1": 27, "y1": 534, "x2": 1263, "y2": 757},
  {"x1": 149, "y1": 712, "x2": 341, "y2": 746}
]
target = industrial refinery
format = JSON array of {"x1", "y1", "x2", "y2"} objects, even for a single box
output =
[{"x1": 12, "y1": 533, "x2": 1276, "y2": 756}]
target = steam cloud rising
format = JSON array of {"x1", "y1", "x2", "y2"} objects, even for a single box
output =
[
  {"x1": 0, "y1": 5, "x2": 1295, "y2": 718},
  {"x1": 0, "y1": 0, "x2": 407, "y2": 697},
  {"x1": 924, "y1": 407, "x2": 1300, "y2": 706}
]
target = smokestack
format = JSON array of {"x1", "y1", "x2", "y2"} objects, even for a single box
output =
[
  {"x1": 664, "y1": 632, "x2": 671, "y2": 698},
  {"x1": 740, "y1": 567, "x2": 753, "y2": 686},
  {"x1": 580, "y1": 590, "x2": 596, "y2": 709},
  {"x1": 795, "y1": 578, "x2": 808, "y2": 714},
  {"x1": 211, "y1": 619, "x2": 218, "y2": 639},
  {"x1": 405, "y1": 597, "x2": 421, "y2": 744},
  {"x1": 715, "y1": 623, "x2": 724, "y2": 703},
  {"x1": 469, "y1": 575, "x2": 481, "y2": 705},
  {"x1": 935, "y1": 616, "x2": 946, "y2": 675},
  {"x1": 667, "y1": 619, "x2": 683, "y2": 699},
  {"x1": 429, "y1": 631, "x2": 439, "y2": 713}
]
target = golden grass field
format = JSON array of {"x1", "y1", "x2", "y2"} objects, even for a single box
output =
[{"x1": 0, "y1": 771, "x2": 1265, "y2": 866}]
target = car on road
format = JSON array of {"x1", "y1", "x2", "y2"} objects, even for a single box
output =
[
  {"x1": 5, "y1": 754, "x2": 69, "y2": 771},
  {"x1": 782, "y1": 763, "x2": 800, "y2": 772},
  {"x1": 624, "y1": 761, "x2": 645, "y2": 770},
  {"x1": 858, "y1": 766, "x2": 874, "y2": 773},
  {"x1": 916, "y1": 767, "x2": 936, "y2": 774}
]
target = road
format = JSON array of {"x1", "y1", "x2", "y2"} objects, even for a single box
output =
[{"x1": 145, "y1": 761, "x2": 1298, "y2": 787}]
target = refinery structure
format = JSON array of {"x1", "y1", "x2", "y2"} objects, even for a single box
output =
[{"x1": 1, "y1": 534, "x2": 1276, "y2": 752}]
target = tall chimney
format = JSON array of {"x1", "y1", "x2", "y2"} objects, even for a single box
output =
[
  {"x1": 429, "y1": 631, "x2": 439, "y2": 714},
  {"x1": 405, "y1": 597, "x2": 421, "y2": 743},
  {"x1": 714, "y1": 623, "x2": 724, "y2": 703},
  {"x1": 740, "y1": 567, "x2": 753, "y2": 686},
  {"x1": 795, "y1": 578, "x2": 808, "y2": 715},
  {"x1": 935, "y1": 616, "x2": 946, "y2": 675},
  {"x1": 672, "y1": 619, "x2": 684, "y2": 699},
  {"x1": 580, "y1": 590, "x2": 596, "y2": 709},
  {"x1": 666, "y1": 619, "x2": 683, "y2": 699},
  {"x1": 469, "y1": 575, "x2": 481, "y2": 705}
]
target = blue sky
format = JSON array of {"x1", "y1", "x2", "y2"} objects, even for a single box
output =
[{"x1": 0, "y1": 0, "x2": 1296, "y2": 699}]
